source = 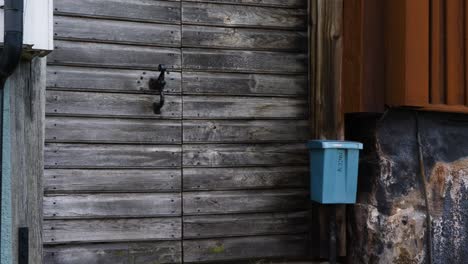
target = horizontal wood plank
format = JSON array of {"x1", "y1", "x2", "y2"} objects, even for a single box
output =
[
  {"x1": 55, "y1": 16, "x2": 181, "y2": 47},
  {"x1": 55, "y1": 0, "x2": 181, "y2": 24},
  {"x1": 182, "y1": 71, "x2": 306, "y2": 96},
  {"x1": 182, "y1": 2, "x2": 306, "y2": 29},
  {"x1": 182, "y1": 25, "x2": 306, "y2": 51},
  {"x1": 183, "y1": 235, "x2": 308, "y2": 262},
  {"x1": 183, "y1": 96, "x2": 308, "y2": 119},
  {"x1": 183, "y1": 143, "x2": 308, "y2": 167},
  {"x1": 183, "y1": 0, "x2": 306, "y2": 8},
  {"x1": 45, "y1": 144, "x2": 181, "y2": 168},
  {"x1": 44, "y1": 169, "x2": 181, "y2": 193},
  {"x1": 44, "y1": 193, "x2": 181, "y2": 219},
  {"x1": 46, "y1": 117, "x2": 181, "y2": 144},
  {"x1": 183, "y1": 166, "x2": 308, "y2": 191},
  {"x1": 46, "y1": 91, "x2": 181, "y2": 119},
  {"x1": 184, "y1": 211, "x2": 310, "y2": 238},
  {"x1": 49, "y1": 41, "x2": 181, "y2": 70},
  {"x1": 44, "y1": 218, "x2": 181, "y2": 243},
  {"x1": 47, "y1": 66, "x2": 181, "y2": 93},
  {"x1": 183, "y1": 189, "x2": 309, "y2": 215},
  {"x1": 183, "y1": 120, "x2": 308, "y2": 142},
  {"x1": 44, "y1": 241, "x2": 181, "y2": 264},
  {"x1": 183, "y1": 49, "x2": 307, "y2": 73}
]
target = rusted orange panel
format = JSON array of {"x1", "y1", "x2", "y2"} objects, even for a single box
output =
[
  {"x1": 342, "y1": 0, "x2": 385, "y2": 114},
  {"x1": 405, "y1": 0, "x2": 430, "y2": 106},
  {"x1": 430, "y1": 0, "x2": 446, "y2": 104},
  {"x1": 342, "y1": 0, "x2": 363, "y2": 113},
  {"x1": 385, "y1": 0, "x2": 407, "y2": 107},
  {"x1": 385, "y1": 0, "x2": 430, "y2": 107},
  {"x1": 445, "y1": 0, "x2": 466, "y2": 105},
  {"x1": 465, "y1": 0, "x2": 468, "y2": 106}
]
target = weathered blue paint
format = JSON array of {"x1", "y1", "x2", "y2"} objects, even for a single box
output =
[
  {"x1": 308, "y1": 140, "x2": 363, "y2": 204},
  {"x1": 1, "y1": 81, "x2": 12, "y2": 264}
]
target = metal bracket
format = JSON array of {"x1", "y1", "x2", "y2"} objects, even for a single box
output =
[
  {"x1": 18, "y1": 227, "x2": 28, "y2": 264},
  {"x1": 149, "y1": 64, "x2": 167, "y2": 114}
]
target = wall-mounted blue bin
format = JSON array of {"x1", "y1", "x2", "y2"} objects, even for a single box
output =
[{"x1": 308, "y1": 140, "x2": 363, "y2": 204}]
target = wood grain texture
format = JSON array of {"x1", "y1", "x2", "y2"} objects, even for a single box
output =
[
  {"x1": 183, "y1": 143, "x2": 308, "y2": 167},
  {"x1": 44, "y1": 241, "x2": 181, "y2": 264},
  {"x1": 54, "y1": 16, "x2": 181, "y2": 47},
  {"x1": 183, "y1": 235, "x2": 308, "y2": 262},
  {"x1": 183, "y1": 48, "x2": 307, "y2": 73},
  {"x1": 46, "y1": 91, "x2": 181, "y2": 119},
  {"x1": 183, "y1": 120, "x2": 308, "y2": 143},
  {"x1": 183, "y1": 0, "x2": 306, "y2": 8},
  {"x1": 183, "y1": 96, "x2": 308, "y2": 119},
  {"x1": 183, "y1": 166, "x2": 308, "y2": 191},
  {"x1": 44, "y1": 218, "x2": 181, "y2": 243},
  {"x1": 9, "y1": 58, "x2": 46, "y2": 264},
  {"x1": 44, "y1": 193, "x2": 181, "y2": 219},
  {"x1": 54, "y1": 0, "x2": 181, "y2": 24},
  {"x1": 182, "y1": 25, "x2": 306, "y2": 51},
  {"x1": 184, "y1": 211, "x2": 310, "y2": 238},
  {"x1": 48, "y1": 66, "x2": 181, "y2": 94},
  {"x1": 182, "y1": 2, "x2": 306, "y2": 29},
  {"x1": 49, "y1": 41, "x2": 181, "y2": 70},
  {"x1": 44, "y1": 169, "x2": 181, "y2": 193},
  {"x1": 183, "y1": 189, "x2": 309, "y2": 215},
  {"x1": 182, "y1": 71, "x2": 307, "y2": 96},
  {"x1": 45, "y1": 144, "x2": 181, "y2": 168},
  {"x1": 46, "y1": 117, "x2": 181, "y2": 144}
]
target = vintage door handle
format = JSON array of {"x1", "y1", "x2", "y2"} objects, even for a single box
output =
[{"x1": 149, "y1": 64, "x2": 167, "y2": 114}]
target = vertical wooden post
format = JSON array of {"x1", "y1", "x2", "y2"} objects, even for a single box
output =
[
  {"x1": 6, "y1": 57, "x2": 45, "y2": 264},
  {"x1": 309, "y1": 0, "x2": 345, "y2": 259}
]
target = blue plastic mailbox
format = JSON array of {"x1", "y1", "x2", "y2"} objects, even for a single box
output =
[{"x1": 307, "y1": 140, "x2": 363, "y2": 204}]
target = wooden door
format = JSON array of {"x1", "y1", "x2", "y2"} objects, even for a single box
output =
[
  {"x1": 179, "y1": 1, "x2": 310, "y2": 262},
  {"x1": 43, "y1": 0, "x2": 183, "y2": 263},
  {"x1": 42, "y1": 0, "x2": 310, "y2": 263}
]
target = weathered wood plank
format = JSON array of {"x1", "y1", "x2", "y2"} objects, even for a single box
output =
[
  {"x1": 8, "y1": 58, "x2": 46, "y2": 264},
  {"x1": 49, "y1": 41, "x2": 181, "y2": 70},
  {"x1": 44, "y1": 169, "x2": 181, "y2": 193},
  {"x1": 183, "y1": 235, "x2": 308, "y2": 262},
  {"x1": 183, "y1": 166, "x2": 308, "y2": 191},
  {"x1": 54, "y1": 16, "x2": 181, "y2": 47},
  {"x1": 44, "y1": 193, "x2": 181, "y2": 219},
  {"x1": 183, "y1": 49, "x2": 307, "y2": 73},
  {"x1": 47, "y1": 66, "x2": 181, "y2": 93},
  {"x1": 182, "y1": 25, "x2": 306, "y2": 51},
  {"x1": 182, "y1": 2, "x2": 306, "y2": 29},
  {"x1": 184, "y1": 0, "x2": 306, "y2": 8},
  {"x1": 182, "y1": 71, "x2": 306, "y2": 96},
  {"x1": 46, "y1": 91, "x2": 181, "y2": 119},
  {"x1": 183, "y1": 120, "x2": 308, "y2": 142},
  {"x1": 46, "y1": 117, "x2": 181, "y2": 144},
  {"x1": 183, "y1": 143, "x2": 307, "y2": 167},
  {"x1": 44, "y1": 218, "x2": 181, "y2": 243},
  {"x1": 45, "y1": 144, "x2": 181, "y2": 168},
  {"x1": 44, "y1": 241, "x2": 181, "y2": 264},
  {"x1": 183, "y1": 189, "x2": 308, "y2": 215},
  {"x1": 183, "y1": 96, "x2": 307, "y2": 119},
  {"x1": 184, "y1": 211, "x2": 310, "y2": 238},
  {"x1": 54, "y1": 0, "x2": 181, "y2": 24}
]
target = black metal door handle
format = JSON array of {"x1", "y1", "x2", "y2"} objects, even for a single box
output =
[{"x1": 149, "y1": 64, "x2": 167, "y2": 114}]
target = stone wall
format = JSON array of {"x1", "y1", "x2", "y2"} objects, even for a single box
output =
[{"x1": 346, "y1": 109, "x2": 468, "y2": 264}]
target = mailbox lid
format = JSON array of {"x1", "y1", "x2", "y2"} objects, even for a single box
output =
[{"x1": 307, "y1": 140, "x2": 363, "y2": 150}]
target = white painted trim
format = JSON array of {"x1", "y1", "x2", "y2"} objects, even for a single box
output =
[{"x1": 0, "y1": 0, "x2": 54, "y2": 53}]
